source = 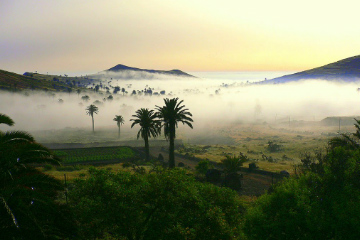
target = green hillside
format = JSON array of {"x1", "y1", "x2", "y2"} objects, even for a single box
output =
[{"x1": 0, "y1": 69, "x2": 81, "y2": 92}]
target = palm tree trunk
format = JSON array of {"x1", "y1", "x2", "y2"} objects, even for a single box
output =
[
  {"x1": 92, "y1": 115, "x2": 94, "y2": 133},
  {"x1": 144, "y1": 135, "x2": 150, "y2": 161},
  {"x1": 169, "y1": 124, "x2": 175, "y2": 168},
  {"x1": 118, "y1": 126, "x2": 120, "y2": 138}
]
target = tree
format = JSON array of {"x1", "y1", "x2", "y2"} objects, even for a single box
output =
[
  {"x1": 81, "y1": 95, "x2": 90, "y2": 102},
  {"x1": 244, "y1": 123, "x2": 360, "y2": 240},
  {"x1": 122, "y1": 87, "x2": 126, "y2": 96},
  {"x1": 113, "y1": 115, "x2": 125, "y2": 139},
  {"x1": 0, "y1": 113, "x2": 75, "y2": 239},
  {"x1": 69, "y1": 168, "x2": 244, "y2": 240},
  {"x1": 219, "y1": 153, "x2": 248, "y2": 175},
  {"x1": 156, "y1": 98, "x2": 193, "y2": 168},
  {"x1": 130, "y1": 108, "x2": 160, "y2": 161},
  {"x1": 76, "y1": 89, "x2": 81, "y2": 97},
  {"x1": 86, "y1": 104, "x2": 99, "y2": 133}
]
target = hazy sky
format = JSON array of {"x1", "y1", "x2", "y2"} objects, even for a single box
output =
[{"x1": 1, "y1": 0, "x2": 360, "y2": 74}]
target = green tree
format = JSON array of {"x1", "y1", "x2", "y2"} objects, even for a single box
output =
[
  {"x1": 86, "y1": 104, "x2": 99, "y2": 133},
  {"x1": 113, "y1": 115, "x2": 125, "y2": 138},
  {"x1": 76, "y1": 88, "x2": 81, "y2": 97},
  {"x1": 130, "y1": 108, "x2": 160, "y2": 161},
  {"x1": 69, "y1": 168, "x2": 244, "y2": 240},
  {"x1": 195, "y1": 159, "x2": 213, "y2": 175},
  {"x1": 0, "y1": 113, "x2": 75, "y2": 239},
  {"x1": 156, "y1": 98, "x2": 193, "y2": 168},
  {"x1": 244, "y1": 126, "x2": 360, "y2": 239},
  {"x1": 81, "y1": 95, "x2": 90, "y2": 102}
]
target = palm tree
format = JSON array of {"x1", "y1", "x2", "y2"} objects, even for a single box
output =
[
  {"x1": 156, "y1": 98, "x2": 193, "y2": 168},
  {"x1": 130, "y1": 108, "x2": 160, "y2": 161},
  {"x1": 0, "y1": 113, "x2": 14, "y2": 126},
  {"x1": 86, "y1": 104, "x2": 99, "y2": 133},
  {"x1": 0, "y1": 113, "x2": 74, "y2": 239},
  {"x1": 113, "y1": 115, "x2": 125, "y2": 138},
  {"x1": 219, "y1": 154, "x2": 247, "y2": 175}
]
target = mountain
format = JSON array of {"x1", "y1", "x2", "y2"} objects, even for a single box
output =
[
  {"x1": 0, "y1": 69, "x2": 72, "y2": 92},
  {"x1": 262, "y1": 55, "x2": 360, "y2": 84},
  {"x1": 94, "y1": 64, "x2": 197, "y2": 79}
]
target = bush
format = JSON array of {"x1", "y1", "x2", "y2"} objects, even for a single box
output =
[{"x1": 267, "y1": 141, "x2": 282, "y2": 152}]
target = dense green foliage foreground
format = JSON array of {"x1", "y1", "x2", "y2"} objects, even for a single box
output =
[
  {"x1": 244, "y1": 123, "x2": 360, "y2": 240},
  {"x1": 70, "y1": 168, "x2": 245, "y2": 239},
  {"x1": 2, "y1": 111, "x2": 360, "y2": 239}
]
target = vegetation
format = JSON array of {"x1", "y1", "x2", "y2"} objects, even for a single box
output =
[
  {"x1": 156, "y1": 98, "x2": 193, "y2": 168},
  {"x1": 53, "y1": 146, "x2": 136, "y2": 163},
  {"x1": 219, "y1": 153, "x2": 248, "y2": 175},
  {"x1": 0, "y1": 113, "x2": 75, "y2": 239},
  {"x1": 69, "y1": 168, "x2": 245, "y2": 240},
  {"x1": 244, "y1": 121, "x2": 360, "y2": 240},
  {"x1": 0, "y1": 69, "x2": 74, "y2": 92},
  {"x1": 130, "y1": 108, "x2": 161, "y2": 162},
  {"x1": 113, "y1": 115, "x2": 125, "y2": 138},
  {"x1": 86, "y1": 104, "x2": 99, "y2": 133}
]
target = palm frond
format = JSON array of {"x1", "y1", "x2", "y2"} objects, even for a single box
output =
[{"x1": 0, "y1": 114, "x2": 15, "y2": 127}]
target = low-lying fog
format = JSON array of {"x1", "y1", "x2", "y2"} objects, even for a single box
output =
[{"x1": 1, "y1": 77, "x2": 360, "y2": 137}]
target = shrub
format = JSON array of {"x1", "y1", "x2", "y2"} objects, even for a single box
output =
[{"x1": 267, "y1": 141, "x2": 282, "y2": 152}]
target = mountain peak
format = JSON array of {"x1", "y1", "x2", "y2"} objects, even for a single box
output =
[{"x1": 102, "y1": 64, "x2": 196, "y2": 79}]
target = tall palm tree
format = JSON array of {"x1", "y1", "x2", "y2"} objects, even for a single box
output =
[
  {"x1": 86, "y1": 104, "x2": 99, "y2": 133},
  {"x1": 0, "y1": 113, "x2": 74, "y2": 239},
  {"x1": 113, "y1": 115, "x2": 125, "y2": 138},
  {"x1": 130, "y1": 108, "x2": 160, "y2": 161},
  {"x1": 156, "y1": 98, "x2": 193, "y2": 168}
]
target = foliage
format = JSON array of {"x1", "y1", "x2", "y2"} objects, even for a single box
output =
[
  {"x1": 267, "y1": 141, "x2": 282, "y2": 152},
  {"x1": 0, "y1": 113, "x2": 75, "y2": 239},
  {"x1": 244, "y1": 129, "x2": 360, "y2": 239},
  {"x1": 69, "y1": 168, "x2": 245, "y2": 240},
  {"x1": 329, "y1": 118, "x2": 360, "y2": 150},
  {"x1": 156, "y1": 98, "x2": 193, "y2": 168},
  {"x1": 219, "y1": 153, "x2": 247, "y2": 175},
  {"x1": 195, "y1": 159, "x2": 213, "y2": 175}
]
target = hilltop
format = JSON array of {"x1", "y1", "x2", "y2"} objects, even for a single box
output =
[
  {"x1": 92, "y1": 64, "x2": 197, "y2": 79},
  {"x1": 262, "y1": 55, "x2": 360, "y2": 84},
  {"x1": 0, "y1": 69, "x2": 75, "y2": 92}
]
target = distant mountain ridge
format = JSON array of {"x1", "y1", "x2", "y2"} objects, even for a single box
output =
[
  {"x1": 262, "y1": 55, "x2": 360, "y2": 84},
  {"x1": 98, "y1": 64, "x2": 196, "y2": 79}
]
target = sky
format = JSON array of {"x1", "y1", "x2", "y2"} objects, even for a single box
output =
[{"x1": 1, "y1": 0, "x2": 360, "y2": 75}]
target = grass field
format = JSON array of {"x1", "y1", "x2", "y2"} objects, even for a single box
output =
[
  {"x1": 53, "y1": 146, "x2": 136, "y2": 163},
  {"x1": 40, "y1": 121, "x2": 352, "y2": 179}
]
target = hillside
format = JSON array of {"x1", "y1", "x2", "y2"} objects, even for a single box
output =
[
  {"x1": 0, "y1": 69, "x2": 74, "y2": 92},
  {"x1": 92, "y1": 64, "x2": 197, "y2": 79},
  {"x1": 262, "y1": 55, "x2": 360, "y2": 84}
]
